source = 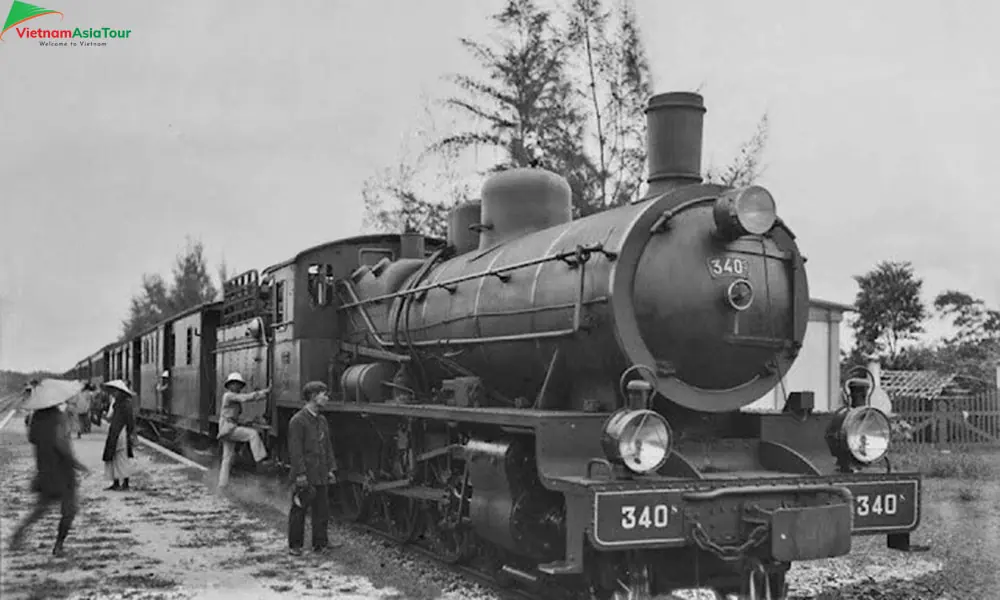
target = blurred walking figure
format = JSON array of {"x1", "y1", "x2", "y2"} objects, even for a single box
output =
[
  {"x1": 217, "y1": 372, "x2": 270, "y2": 489},
  {"x1": 287, "y1": 381, "x2": 340, "y2": 555},
  {"x1": 101, "y1": 380, "x2": 138, "y2": 491},
  {"x1": 8, "y1": 379, "x2": 91, "y2": 557}
]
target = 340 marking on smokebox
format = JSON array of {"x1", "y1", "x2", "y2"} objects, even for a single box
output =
[{"x1": 707, "y1": 256, "x2": 749, "y2": 278}]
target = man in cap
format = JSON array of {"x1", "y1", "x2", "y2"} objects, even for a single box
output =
[
  {"x1": 217, "y1": 372, "x2": 270, "y2": 489},
  {"x1": 8, "y1": 380, "x2": 91, "y2": 556},
  {"x1": 155, "y1": 370, "x2": 170, "y2": 414},
  {"x1": 287, "y1": 381, "x2": 340, "y2": 555}
]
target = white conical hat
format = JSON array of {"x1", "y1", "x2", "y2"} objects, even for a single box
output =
[
  {"x1": 21, "y1": 379, "x2": 84, "y2": 411},
  {"x1": 103, "y1": 379, "x2": 135, "y2": 397},
  {"x1": 161, "y1": 370, "x2": 169, "y2": 378},
  {"x1": 224, "y1": 372, "x2": 246, "y2": 386}
]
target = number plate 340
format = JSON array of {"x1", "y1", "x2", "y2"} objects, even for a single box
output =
[
  {"x1": 592, "y1": 491, "x2": 685, "y2": 547},
  {"x1": 708, "y1": 256, "x2": 749, "y2": 278}
]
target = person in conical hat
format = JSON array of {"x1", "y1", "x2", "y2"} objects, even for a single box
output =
[
  {"x1": 217, "y1": 372, "x2": 270, "y2": 489},
  {"x1": 8, "y1": 379, "x2": 91, "y2": 557},
  {"x1": 101, "y1": 380, "x2": 139, "y2": 491}
]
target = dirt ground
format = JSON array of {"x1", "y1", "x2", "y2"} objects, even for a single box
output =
[
  {"x1": 0, "y1": 419, "x2": 412, "y2": 600},
  {"x1": 2, "y1": 413, "x2": 998, "y2": 600}
]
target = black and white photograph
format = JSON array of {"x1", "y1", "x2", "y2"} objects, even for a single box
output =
[{"x1": 1, "y1": 0, "x2": 997, "y2": 598}]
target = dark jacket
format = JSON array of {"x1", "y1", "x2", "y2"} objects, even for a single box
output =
[
  {"x1": 29, "y1": 408, "x2": 86, "y2": 498},
  {"x1": 102, "y1": 398, "x2": 135, "y2": 462},
  {"x1": 287, "y1": 407, "x2": 337, "y2": 485}
]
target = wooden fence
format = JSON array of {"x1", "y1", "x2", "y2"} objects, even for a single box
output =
[{"x1": 893, "y1": 388, "x2": 1000, "y2": 448}]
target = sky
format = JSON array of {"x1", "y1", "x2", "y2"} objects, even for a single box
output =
[{"x1": 0, "y1": 0, "x2": 996, "y2": 372}]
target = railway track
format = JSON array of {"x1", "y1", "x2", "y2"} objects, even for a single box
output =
[
  {"x1": 134, "y1": 428, "x2": 542, "y2": 600},
  {"x1": 0, "y1": 392, "x2": 20, "y2": 410},
  {"x1": 0, "y1": 393, "x2": 22, "y2": 429}
]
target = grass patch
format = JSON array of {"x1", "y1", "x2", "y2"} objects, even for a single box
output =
[
  {"x1": 891, "y1": 449, "x2": 997, "y2": 479},
  {"x1": 84, "y1": 535, "x2": 140, "y2": 546},
  {"x1": 957, "y1": 485, "x2": 980, "y2": 502},
  {"x1": 23, "y1": 577, "x2": 75, "y2": 599},
  {"x1": 109, "y1": 573, "x2": 177, "y2": 589}
]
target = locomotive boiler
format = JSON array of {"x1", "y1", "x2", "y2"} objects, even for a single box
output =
[
  {"x1": 342, "y1": 93, "x2": 804, "y2": 416},
  {"x1": 330, "y1": 91, "x2": 925, "y2": 599}
]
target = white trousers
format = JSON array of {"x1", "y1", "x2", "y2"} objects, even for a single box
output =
[{"x1": 217, "y1": 426, "x2": 267, "y2": 488}]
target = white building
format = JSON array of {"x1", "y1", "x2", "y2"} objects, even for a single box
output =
[{"x1": 743, "y1": 298, "x2": 854, "y2": 413}]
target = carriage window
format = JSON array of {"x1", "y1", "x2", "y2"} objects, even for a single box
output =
[
  {"x1": 359, "y1": 248, "x2": 395, "y2": 267},
  {"x1": 186, "y1": 327, "x2": 193, "y2": 365},
  {"x1": 307, "y1": 264, "x2": 336, "y2": 307},
  {"x1": 275, "y1": 281, "x2": 286, "y2": 323}
]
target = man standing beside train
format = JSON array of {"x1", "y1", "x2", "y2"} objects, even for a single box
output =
[{"x1": 286, "y1": 381, "x2": 341, "y2": 556}]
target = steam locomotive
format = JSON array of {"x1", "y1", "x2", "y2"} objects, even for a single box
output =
[{"x1": 66, "y1": 92, "x2": 924, "y2": 599}]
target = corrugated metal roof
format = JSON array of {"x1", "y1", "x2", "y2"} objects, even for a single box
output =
[{"x1": 881, "y1": 369, "x2": 956, "y2": 399}]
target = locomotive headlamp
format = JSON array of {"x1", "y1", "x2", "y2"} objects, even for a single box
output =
[
  {"x1": 826, "y1": 406, "x2": 892, "y2": 468},
  {"x1": 602, "y1": 409, "x2": 673, "y2": 474},
  {"x1": 713, "y1": 186, "x2": 777, "y2": 239}
]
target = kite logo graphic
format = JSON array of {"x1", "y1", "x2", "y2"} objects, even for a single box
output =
[{"x1": 1, "y1": 1, "x2": 62, "y2": 41}]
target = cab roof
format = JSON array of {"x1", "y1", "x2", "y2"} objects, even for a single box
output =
[{"x1": 261, "y1": 233, "x2": 446, "y2": 275}]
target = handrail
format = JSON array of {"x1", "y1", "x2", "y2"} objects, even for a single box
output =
[
  {"x1": 338, "y1": 243, "x2": 614, "y2": 309},
  {"x1": 339, "y1": 246, "x2": 592, "y2": 349}
]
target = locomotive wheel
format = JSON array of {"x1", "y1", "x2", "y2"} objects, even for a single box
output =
[
  {"x1": 425, "y1": 508, "x2": 470, "y2": 564},
  {"x1": 374, "y1": 494, "x2": 419, "y2": 543},
  {"x1": 430, "y1": 526, "x2": 469, "y2": 564}
]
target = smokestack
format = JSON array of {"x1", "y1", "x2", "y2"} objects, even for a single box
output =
[{"x1": 645, "y1": 92, "x2": 706, "y2": 197}]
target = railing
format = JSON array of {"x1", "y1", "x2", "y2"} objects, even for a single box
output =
[{"x1": 893, "y1": 389, "x2": 1000, "y2": 448}]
